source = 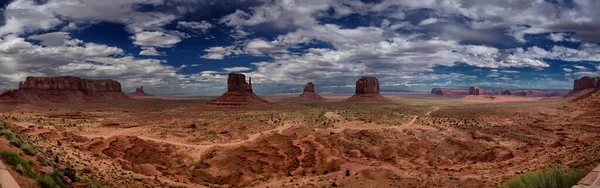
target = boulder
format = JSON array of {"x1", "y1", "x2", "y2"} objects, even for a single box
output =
[
  {"x1": 128, "y1": 86, "x2": 152, "y2": 97},
  {"x1": 469, "y1": 86, "x2": 482, "y2": 95},
  {"x1": 343, "y1": 76, "x2": 389, "y2": 103},
  {"x1": 208, "y1": 73, "x2": 268, "y2": 105},
  {"x1": 0, "y1": 76, "x2": 129, "y2": 103},
  {"x1": 573, "y1": 76, "x2": 600, "y2": 90}
]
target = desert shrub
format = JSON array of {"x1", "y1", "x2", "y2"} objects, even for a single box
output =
[
  {"x1": 0, "y1": 129, "x2": 14, "y2": 138},
  {"x1": 1, "y1": 150, "x2": 36, "y2": 178},
  {"x1": 20, "y1": 144, "x2": 36, "y2": 156},
  {"x1": 501, "y1": 168, "x2": 585, "y2": 188},
  {"x1": 9, "y1": 136, "x2": 24, "y2": 147},
  {"x1": 37, "y1": 174, "x2": 58, "y2": 188}
]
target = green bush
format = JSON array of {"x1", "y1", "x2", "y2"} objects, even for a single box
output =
[
  {"x1": 9, "y1": 136, "x2": 24, "y2": 147},
  {"x1": 1, "y1": 150, "x2": 36, "y2": 178},
  {"x1": 0, "y1": 129, "x2": 14, "y2": 138},
  {"x1": 37, "y1": 174, "x2": 57, "y2": 188},
  {"x1": 501, "y1": 168, "x2": 585, "y2": 188},
  {"x1": 20, "y1": 144, "x2": 36, "y2": 156}
]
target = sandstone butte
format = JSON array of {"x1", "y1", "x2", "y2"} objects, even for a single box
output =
[
  {"x1": 469, "y1": 86, "x2": 483, "y2": 95},
  {"x1": 285, "y1": 82, "x2": 327, "y2": 102},
  {"x1": 208, "y1": 73, "x2": 268, "y2": 105},
  {"x1": 0, "y1": 76, "x2": 129, "y2": 103},
  {"x1": 343, "y1": 76, "x2": 389, "y2": 103},
  {"x1": 573, "y1": 76, "x2": 600, "y2": 91},
  {"x1": 128, "y1": 86, "x2": 152, "y2": 97}
]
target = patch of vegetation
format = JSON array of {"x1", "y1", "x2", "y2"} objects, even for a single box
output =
[
  {"x1": 501, "y1": 168, "x2": 585, "y2": 188},
  {"x1": 1, "y1": 150, "x2": 36, "y2": 178},
  {"x1": 9, "y1": 136, "x2": 24, "y2": 147},
  {"x1": 20, "y1": 143, "x2": 36, "y2": 156},
  {"x1": 37, "y1": 174, "x2": 58, "y2": 188}
]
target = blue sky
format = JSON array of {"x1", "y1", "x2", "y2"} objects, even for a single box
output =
[{"x1": 0, "y1": 0, "x2": 599, "y2": 94}]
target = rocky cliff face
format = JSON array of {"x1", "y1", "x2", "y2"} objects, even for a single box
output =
[
  {"x1": 209, "y1": 73, "x2": 267, "y2": 105},
  {"x1": 1, "y1": 76, "x2": 129, "y2": 103},
  {"x1": 574, "y1": 76, "x2": 600, "y2": 91},
  {"x1": 303, "y1": 82, "x2": 316, "y2": 93},
  {"x1": 355, "y1": 76, "x2": 380, "y2": 94},
  {"x1": 344, "y1": 76, "x2": 388, "y2": 103},
  {"x1": 469, "y1": 86, "x2": 482, "y2": 95}
]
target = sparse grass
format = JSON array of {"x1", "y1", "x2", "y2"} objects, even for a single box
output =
[
  {"x1": 20, "y1": 144, "x2": 36, "y2": 156},
  {"x1": 37, "y1": 174, "x2": 58, "y2": 188},
  {"x1": 2, "y1": 150, "x2": 36, "y2": 178},
  {"x1": 501, "y1": 168, "x2": 585, "y2": 188},
  {"x1": 9, "y1": 136, "x2": 24, "y2": 147}
]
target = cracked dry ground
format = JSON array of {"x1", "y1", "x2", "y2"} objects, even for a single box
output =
[{"x1": 1, "y1": 95, "x2": 600, "y2": 188}]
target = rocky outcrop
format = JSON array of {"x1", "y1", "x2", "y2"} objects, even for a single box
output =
[
  {"x1": 574, "y1": 76, "x2": 600, "y2": 91},
  {"x1": 208, "y1": 73, "x2": 268, "y2": 105},
  {"x1": 128, "y1": 86, "x2": 152, "y2": 97},
  {"x1": 344, "y1": 76, "x2": 389, "y2": 103},
  {"x1": 469, "y1": 86, "x2": 482, "y2": 95},
  {"x1": 431, "y1": 88, "x2": 469, "y2": 96},
  {"x1": 0, "y1": 76, "x2": 129, "y2": 103}
]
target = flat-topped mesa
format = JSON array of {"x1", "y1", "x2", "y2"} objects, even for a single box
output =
[
  {"x1": 19, "y1": 76, "x2": 122, "y2": 92},
  {"x1": 128, "y1": 86, "x2": 152, "y2": 97},
  {"x1": 209, "y1": 73, "x2": 268, "y2": 105},
  {"x1": 469, "y1": 86, "x2": 482, "y2": 95},
  {"x1": 500, "y1": 90, "x2": 512, "y2": 95},
  {"x1": 574, "y1": 76, "x2": 600, "y2": 91},
  {"x1": 1, "y1": 76, "x2": 129, "y2": 103},
  {"x1": 344, "y1": 76, "x2": 389, "y2": 103}
]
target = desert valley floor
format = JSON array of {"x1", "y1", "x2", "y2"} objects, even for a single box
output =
[{"x1": 1, "y1": 92, "x2": 600, "y2": 188}]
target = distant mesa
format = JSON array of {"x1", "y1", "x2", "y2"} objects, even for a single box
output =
[
  {"x1": 128, "y1": 86, "x2": 152, "y2": 97},
  {"x1": 208, "y1": 73, "x2": 268, "y2": 105},
  {"x1": 469, "y1": 86, "x2": 482, "y2": 95},
  {"x1": 499, "y1": 90, "x2": 512, "y2": 95},
  {"x1": 343, "y1": 76, "x2": 389, "y2": 103},
  {"x1": 431, "y1": 88, "x2": 469, "y2": 96},
  {"x1": 284, "y1": 82, "x2": 326, "y2": 102},
  {"x1": 0, "y1": 76, "x2": 129, "y2": 103}
]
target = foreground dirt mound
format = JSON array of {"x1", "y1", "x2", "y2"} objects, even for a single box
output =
[
  {"x1": 0, "y1": 76, "x2": 129, "y2": 103},
  {"x1": 209, "y1": 73, "x2": 268, "y2": 105},
  {"x1": 187, "y1": 127, "x2": 512, "y2": 187},
  {"x1": 82, "y1": 136, "x2": 192, "y2": 176},
  {"x1": 344, "y1": 76, "x2": 389, "y2": 103},
  {"x1": 127, "y1": 86, "x2": 152, "y2": 97}
]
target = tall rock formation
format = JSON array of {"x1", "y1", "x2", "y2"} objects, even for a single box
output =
[
  {"x1": 128, "y1": 86, "x2": 152, "y2": 97},
  {"x1": 573, "y1": 76, "x2": 600, "y2": 91},
  {"x1": 469, "y1": 86, "x2": 482, "y2": 95},
  {"x1": 285, "y1": 82, "x2": 326, "y2": 101},
  {"x1": 208, "y1": 73, "x2": 268, "y2": 105},
  {"x1": 0, "y1": 76, "x2": 129, "y2": 103},
  {"x1": 343, "y1": 76, "x2": 389, "y2": 103}
]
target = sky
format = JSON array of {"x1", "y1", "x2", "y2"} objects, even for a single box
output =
[{"x1": 0, "y1": 0, "x2": 599, "y2": 95}]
